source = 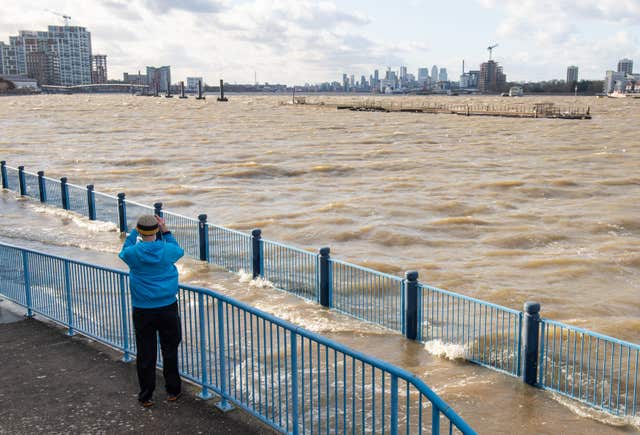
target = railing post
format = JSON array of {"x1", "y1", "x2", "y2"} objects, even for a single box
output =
[
  {"x1": 522, "y1": 301, "x2": 541, "y2": 386},
  {"x1": 197, "y1": 292, "x2": 213, "y2": 400},
  {"x1": 119, "y1": 273, "x2": 132, "y2": 362},
  {"x1": 251, "y1": 229, "x2": 262, "y2": 278},
  {"x1": 0, "y1": 161, "x2": 7, "y2": 189},
  {"x1": 117, "y1": 193, "x2": 127, "y2": 233},
  {"x1": 37, "y1": 171, "x2": 46, "y2": 203},
  {"x1": 60, "y1": 177, "x2": 70, "y2": 210},
  {"x1": 291, "y1": 331, "x2": 300, "y2": 435},
  {"x1": 390, "y1": 374, "x2": 398, "y2": 435},
  {"x1": 22, "y1": 251, "x2": 33, "y2": 318},
  {"x1": 154, "y1": 202, "x2": 163, "y2": 240},
  {"x1": 215, "y1": 300, "x2": 233, "y2": 411},
  {"x1": 18, "y1": 166, "x2": 26, "y2": 196},
  {"x1": 404, "y1": 271, "x2": 419, "y2": 340},
  {"x1": 319, "y1": 247, "x2": 332, "y2": 307},
  {"x1": 64, "y1": 260, "x2": 74, "y2": 335},
  {"x1": 198, "y1": 214, "x2": 209, "y2": 262},
  {"x1": 86, "y1": 185, "x2": 96, "y2": 220}
]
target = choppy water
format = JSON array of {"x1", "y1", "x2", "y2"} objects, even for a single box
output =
[{"x1": 0, "y1": 94, "x2": 638, "y2": 433}]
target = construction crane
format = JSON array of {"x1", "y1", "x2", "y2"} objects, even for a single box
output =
[
  {"x1": 45, "y1": 9, "x2": 72, "y2": 26},
  {"x1": 487, "y1": 43, "x2": 498, "y2": 61}
]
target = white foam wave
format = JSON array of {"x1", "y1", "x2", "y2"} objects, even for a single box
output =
[
  {"x1": 424, "y1": 340, "x2": 467, "y2": 360},
  {"x1": 29, "y1": 204, "x2": 118, "y2": 233},
  {"x1": 237, "y1": 269, "x2": 275, "y2": 289},
  {"x1": 551, "y1": 393, "x2": 640, "y2": 430}
]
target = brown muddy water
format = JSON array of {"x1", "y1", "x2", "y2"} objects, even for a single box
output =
[{"x1": 0, "y1": 94, "x2": 638, "y2": 433}]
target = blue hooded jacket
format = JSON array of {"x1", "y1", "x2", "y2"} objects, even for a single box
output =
[{"x1": 119, "y1": 230, "x2": 184, "y2": 309}]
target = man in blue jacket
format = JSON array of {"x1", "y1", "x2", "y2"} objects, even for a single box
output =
[{"x1": 119, "y1": 214, "x2": 184, "y2": 407}]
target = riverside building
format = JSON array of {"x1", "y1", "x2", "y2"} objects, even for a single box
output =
[{"x1": 0, "y1": 25, "x2": 93, "y2": 86}]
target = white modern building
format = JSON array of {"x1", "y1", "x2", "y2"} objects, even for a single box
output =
[{"x1": 0, "y1": 26, "x2": 92, "y2": 85}]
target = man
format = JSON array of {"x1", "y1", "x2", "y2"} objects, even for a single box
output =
[{"x1": 119, "y1": 214, "x2": 185, "y2": 407}]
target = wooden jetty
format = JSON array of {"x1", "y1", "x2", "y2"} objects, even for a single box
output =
[{"x1": 293, "y1": 97, "x2": 591, "y2": 120}]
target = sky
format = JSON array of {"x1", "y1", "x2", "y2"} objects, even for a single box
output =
[{"x1": 0, "y1": 0, "x2": 639, "y2": 85}]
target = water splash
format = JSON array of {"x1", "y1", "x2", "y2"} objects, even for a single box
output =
[
  {"x1": 424, "y1": 340, "x2": 467, "y2": 361},
  {"x1": 237, "y1": 269, "x2": 275, "y2": 289}
]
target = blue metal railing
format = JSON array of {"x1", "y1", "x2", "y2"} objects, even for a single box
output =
[
  {"x1": 538, "y1": 319, "x2": 639, "y2": 417},
  {"x1": 0, "y1": 241, "x2": 475, "y2": 434},
  {"x1": 331, "y1": 259, "x2": 404, "y2": 332},
  {"x1": 1, "y1": 162, "x2": 638, "y2": 419},
  {"x1": 419, "y1": 283, "x2": 522, "y2": 377}
]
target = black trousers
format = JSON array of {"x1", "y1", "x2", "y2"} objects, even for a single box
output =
[{"x1": 132, "y1": 301, "x2": 182, "y2": 402}]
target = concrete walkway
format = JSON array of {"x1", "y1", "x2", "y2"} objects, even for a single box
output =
[{"x1": 0, "y1": 306, "x2": 276, "y2": 434}]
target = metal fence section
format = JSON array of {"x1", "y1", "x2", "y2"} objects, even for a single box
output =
[
  {"x1": 5, "y1": 165, "x2": 19, "y2": 191},
  {"x1": 23, "y1": 170, "x2": 40, "y2": 199},
  {"x1": 66, "y1": 182, "x2": 90, "y2": 217},
  {"x1": 43, "y1": 176, "x2": 63, "y2": 208},
  {"x1": 208, "y1": 224, "x2": 252, "y2": 273},
  {"x1": 331, "y1": 259, "x2": 405, "y2": 332},
  {"x1": 539, "y1": 319, "x2": 639, "y2": 417},
  {"x1": 0, "y1": 241, "x2": 476, "y2": 434},
  {"x1": 162, "y1": 211, "x2": 199, "y2": 259},
  {"x1": 419, "y1": 284, "x2": 522, "y2": 377},
  {"x1": 262, "y1": 239, "x2": 318, "y2": 301},
  {"x1": 93, "y1": 191, "x2": 119, "y2": 225}
]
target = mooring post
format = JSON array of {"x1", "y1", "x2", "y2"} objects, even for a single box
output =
[
  {"x1": 86, "y1": 184, "x2": 96, "y2": 220},
  {"x1": 198, "y1": 214, "x2": 209, "y2": 262},
  {"x1": 196, "y1": 80, "x2": 205, "y2": 100},
  {"x1": 404, "y1": 271, "x2": 419, "y2": 340},
  {"x1": 60, "y1": 177, "x2": 70, "y2": 210},
  {"x1": 117, "y1": 192, "x2": 127, "y2": 233},
  {"x1": 18, "y1": 166, "x2": 26, "y2": 196},
  {"x1": 217, "y1": 79, "x2": 228, "y2": 102},
  {"x1": 165, "y1": 78, "x2": 173, "y2": 98},
  {"x1": 522, "y1": 301, "x2": 541, "y2": 385},
  {"x1": 251, "y1": 229, "x2": 263, "y2": 279},
  {"x1": 0, "y1": 161, "x2": 7, "y2": 189},
  {"x1": 154, "y1": 202, "x2": 163, "y2": 240},
  {"x1": 319, "y1": 247, "x2": 332, "y2": 307},
  {"x1": 37, "y1": 171, "x2": 46, "y2": 203},
  {"x1": 179, "y1": 81, "x2": 187, "y2": 99}
]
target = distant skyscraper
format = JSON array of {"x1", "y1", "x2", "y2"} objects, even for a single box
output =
[
  {"x1": 399, "y1": 65, "x2": 407, "y2": 83},
  {"x1": 617, "y1": 58, "x2": 633, "y2": 75},
  {"x1": 417, "y1": 68, "x2": 429, "y2": 84},
  {"x1": 431, "y1": 65, "x2": 438, "y2": 82},
  {"x1": 438, "y1": 68, "x2": 448, "y2": 82},
  {"x1": 342, "y1": 73, "x2": 348, "y2": 91},
  {"x1": 92, "y1": 55, "x2": 107, "y2": 84},
  {"x1": 479, "y1": 60, "x2": 506, "y2": 93},
  {"x1": 147, "y1": 66, "x2": 171, "y2": 92},
  {"x1": 566, "y1": 65, "x2": 579, "y2": 84}
]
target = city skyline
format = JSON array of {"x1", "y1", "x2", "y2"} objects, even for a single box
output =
[{"x1": 0, "y1": 0, "x2": 638, "y2": 85}]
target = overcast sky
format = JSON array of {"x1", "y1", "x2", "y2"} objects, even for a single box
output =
[{"x1": 1, "y1": 0, "x2": 638, "y2": 84}]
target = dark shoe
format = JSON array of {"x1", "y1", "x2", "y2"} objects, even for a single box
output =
[
  {"x1": 140, "y1": 399, "x2": 154, "y2": 408},
  {"x1": 167, "y1": 392, "x2": 182, "y2": 402}
]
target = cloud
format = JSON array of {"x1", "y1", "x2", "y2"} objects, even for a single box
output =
[
  {"x1": 141, "y1": 0, "x2": 226, "y2": 14},
  {"x1": 476, "y1": 0, "x2": 640, "y2": 79}
]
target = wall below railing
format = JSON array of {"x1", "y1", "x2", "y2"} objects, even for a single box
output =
[
  {"x1": 0, "y1": 241, "x2": 475, "y2": 434},
  {"x1": 1, "y1": 160, "x2": 638, "y2": 418}
]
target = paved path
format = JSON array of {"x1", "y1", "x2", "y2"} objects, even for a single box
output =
[{"x1": 0, "y1": 308, "x2": 276, "y2": 434}]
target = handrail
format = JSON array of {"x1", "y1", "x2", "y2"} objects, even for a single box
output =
[{"x1": 0, "y1": 241, "x2": 476, "y2": 434}]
